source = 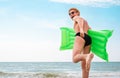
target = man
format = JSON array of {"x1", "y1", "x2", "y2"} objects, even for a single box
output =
[{"x1": 69, "y1": 8, "x2": 94, "y2": 78}]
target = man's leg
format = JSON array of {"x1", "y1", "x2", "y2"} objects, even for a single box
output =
[
  {"x1": 81, "y1": 45, "x2": 94, "y2": 78},
  {"x1": 72, "y1": 36, "x2": 86, "y2": 63},
  {"x1": 81, "y1": 61, "x2": 89, "y2": 78}
]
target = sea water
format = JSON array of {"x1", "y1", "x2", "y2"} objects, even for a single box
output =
[{"x1": 0, "y1": 62, "x2": 120, "y2": 78}]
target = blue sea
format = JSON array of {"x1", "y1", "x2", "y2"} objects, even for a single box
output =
[{"x1": 0, "y1": 62, "x2": 120, "y2": 78}]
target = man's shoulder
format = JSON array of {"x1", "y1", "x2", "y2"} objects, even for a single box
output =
[
  {"x1": 73, "y1": 16, "x2": 83, "y2": 21},
  {"x1": 80, "y1": 17, "x2": 86, "y2": 20}
]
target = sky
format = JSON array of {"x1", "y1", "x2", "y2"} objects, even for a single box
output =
[{"x1": 0, "y1": 0, "x2": 120, "y2": 62}]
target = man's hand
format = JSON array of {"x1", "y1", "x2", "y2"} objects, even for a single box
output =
[{"x1": 80, "y1": 30, "x2": 84, "y2": 38}]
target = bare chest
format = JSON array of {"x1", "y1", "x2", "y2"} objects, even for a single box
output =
[{"x1": 74, "y1": 22, "x2": 80, "y2": 33}]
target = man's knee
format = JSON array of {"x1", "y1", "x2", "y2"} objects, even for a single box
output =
[{"x1": 72, "y1": 57, "x2": 78, "y2": 63}]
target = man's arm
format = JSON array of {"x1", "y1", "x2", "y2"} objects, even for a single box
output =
[{"x1": 73, "y1": 16, "x2": 84, "y2": 37}]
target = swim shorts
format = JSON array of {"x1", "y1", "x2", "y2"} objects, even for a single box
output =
[{"x1": 75, "y1": 32, "x2": 92, "y2": 46}]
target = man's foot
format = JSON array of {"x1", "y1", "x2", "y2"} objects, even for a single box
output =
[{"x1": 86, "y1": 53, "x2": 94, "y2": 72}]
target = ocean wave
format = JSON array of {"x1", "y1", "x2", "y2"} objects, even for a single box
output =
[
  {"x1": 0, "y1": 71, "x2": 78, "y2": 78},
  {"x1": 0, "y1": 71, "x2": 120, "y2": 78}
]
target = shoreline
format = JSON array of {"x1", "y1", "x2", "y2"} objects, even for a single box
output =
[{"x1": 0, "y1": 71, "x2": 120, "y2": 78}]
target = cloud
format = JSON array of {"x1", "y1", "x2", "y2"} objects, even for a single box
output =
[
  {"x1": 0, "y1": 12, "x2": 71, "y2": 62},
  {"x1": 50, "y1": 0, "x2": 120, "y2": 7},
  {"x1": 0, "y1": 37, "x2": 71, "y2": 62}
]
